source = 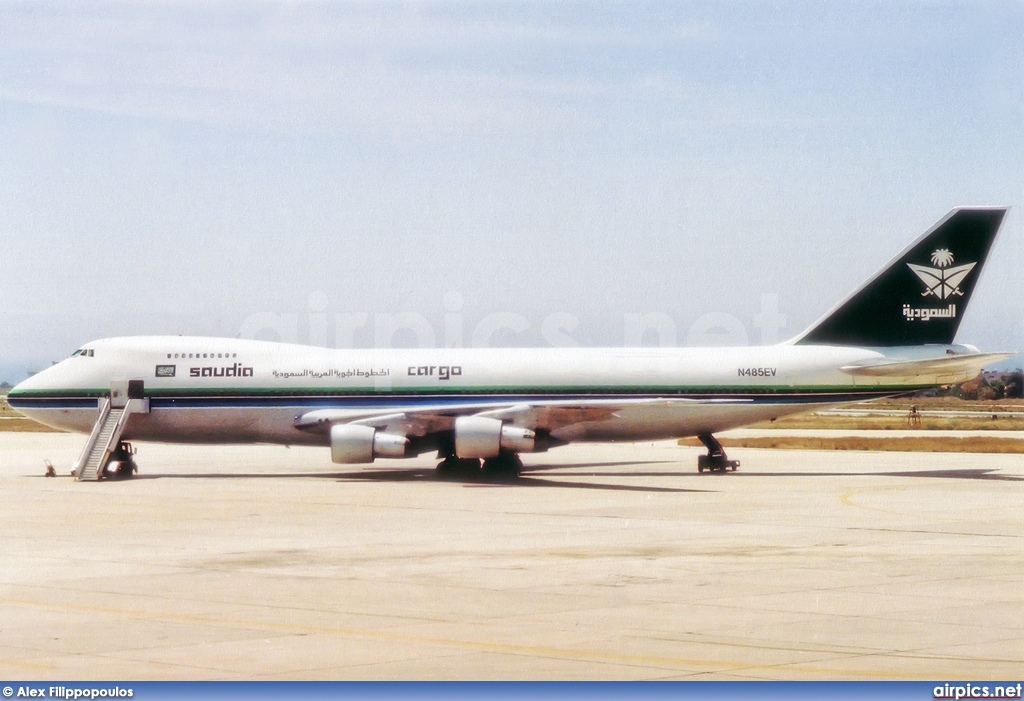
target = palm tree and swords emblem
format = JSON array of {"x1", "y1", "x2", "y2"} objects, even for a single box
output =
[{"x1": 907, "y1": 249, "x2": 976, "y2": 299}]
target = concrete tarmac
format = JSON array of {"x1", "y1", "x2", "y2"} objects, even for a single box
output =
[{"x1": 0, "y1": 433, "x2": 1022, "y2": 680}]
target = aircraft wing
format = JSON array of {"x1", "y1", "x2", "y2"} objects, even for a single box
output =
[{"x1": 293, "y1": 396, "x2": 749, "y2": 437}]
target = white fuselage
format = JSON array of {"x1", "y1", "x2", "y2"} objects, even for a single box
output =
[
  {"x1": 8, "y1": 336, "x2": 979, "y2": 448},
  {"x1": 10, "y1": 208, "x2": 1011, "y2": 469}
]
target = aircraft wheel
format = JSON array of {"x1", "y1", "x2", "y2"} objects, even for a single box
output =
[
  {"x1": 436, "y1": 456, "x2": 481, "y2": 476},
  {"x1": 482, "y1": 453, "x2": 522, "y2": 479},
  {"x1": 436, "y1": 457, "x2": 458, "y2": 475}
]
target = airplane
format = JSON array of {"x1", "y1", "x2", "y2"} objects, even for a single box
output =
[{"x1": 8, "y1": 207, "x2": 1014, "y2": 481}]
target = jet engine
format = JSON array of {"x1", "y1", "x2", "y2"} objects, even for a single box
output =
[
  {"x1": 330, "y1": 423, "x2": 409, "y2": 464},
  {"x1": 454, "y1": 416, "x2": 536, "y2": 458}
]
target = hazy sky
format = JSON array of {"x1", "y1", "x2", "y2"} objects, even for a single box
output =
[{"x1": 2, "y1": 1, "x2": 1022, "y2": 381}]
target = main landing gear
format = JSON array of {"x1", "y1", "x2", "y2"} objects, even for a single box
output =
[
  {"x1": 696, "y1": 433, "x2": 739, "y2": 473},
  {"x1": 482, "y1": 452, "x2": 523, "y2": 478},
  {"x1": 436, "y1": 455, "x2": 481, "y2": 476},
  {"x1": 436, "y1": 451, "x2": 523, "y2": 479}
]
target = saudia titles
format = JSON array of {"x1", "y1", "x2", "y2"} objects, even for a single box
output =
[{"x1": 190, "y1": 363, "x2": 254, "y2": 378}]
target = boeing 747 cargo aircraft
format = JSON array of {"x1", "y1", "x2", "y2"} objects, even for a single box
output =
[{"x1": 8, "y1": 207, "x2": 1013, "y2": 480}]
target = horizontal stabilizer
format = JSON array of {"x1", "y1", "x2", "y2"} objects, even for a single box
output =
[{"x1": 839, "y1": 352, "x2": 1015, "y2": 378}]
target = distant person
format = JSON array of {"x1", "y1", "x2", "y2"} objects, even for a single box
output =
[{"x1": 908, "y1": 405, "x2": 921, "y2": 428}]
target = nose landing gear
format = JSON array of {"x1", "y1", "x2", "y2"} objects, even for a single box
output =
[{"x1": 696, "y1": 433, "x2": 739, "y2": 473}]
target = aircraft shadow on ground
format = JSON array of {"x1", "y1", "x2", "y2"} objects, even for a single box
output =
[
  {"x1": 122, "y1": 463, "x2": 1021, "y2": 487},
  {"x1": 127, "y1": 460, "x2": 708, "y2": 493},
  {"x1": 737, "y1": 468, "x2": 1024, "y2": 482},
  {"x1": 333, "y1": 463, "x2": 708, "y2": 493}
]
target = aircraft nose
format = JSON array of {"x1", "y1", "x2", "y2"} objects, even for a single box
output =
[
  {"x1": 7, "y1": 359, "x2": 75, "y2": 403},
  {"x1": 6, "y1": 376, "x2": 35, "y2": 414},
  {"x1": 5, "y1": 360, "x2": 92, "y2": 433},
  {"x1": 9, "y1": 366, "x2": 51, "y2": 395},
  {"x1": 9, "y1": 374, "x2": 35, "y2": 397}
]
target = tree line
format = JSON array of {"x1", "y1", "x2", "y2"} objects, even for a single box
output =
[{"x1": 937, "y1": 370, "x2": 1024, "y2": 401}]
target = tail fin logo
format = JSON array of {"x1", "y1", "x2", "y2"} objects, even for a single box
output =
[{"x1": 907, "y1": 249, "x2": 976, "y2": 300}]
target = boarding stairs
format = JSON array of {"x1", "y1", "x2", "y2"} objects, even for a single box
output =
[{"x1": 75, "y1": 381, "x2": 149, "y2": 481}]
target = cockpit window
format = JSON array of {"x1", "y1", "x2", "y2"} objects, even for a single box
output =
[{"x1": 70, "y1": 349, "x2": 94, "y2": 358}]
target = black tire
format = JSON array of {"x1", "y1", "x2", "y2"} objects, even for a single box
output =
[
  {"x1": 456, "y1": 457, "x2": 481, "y2": 473},
  {"x1": 482, "y1": 453, "x2": 522, "y2": 478},
  {"x1": 436, "y1": 457, "x2": 481, "y2": 476}
]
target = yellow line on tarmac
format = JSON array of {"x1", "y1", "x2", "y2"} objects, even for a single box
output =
[
  {"x1": 0, "y1": 657, "x2": 55, "y2": 671},
  {"x1": 0, "y1": 595, "x2": 947, "y2": 679},
  {"x1": 840, "y1": 485, "x2": 910, "y2": 515}
]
